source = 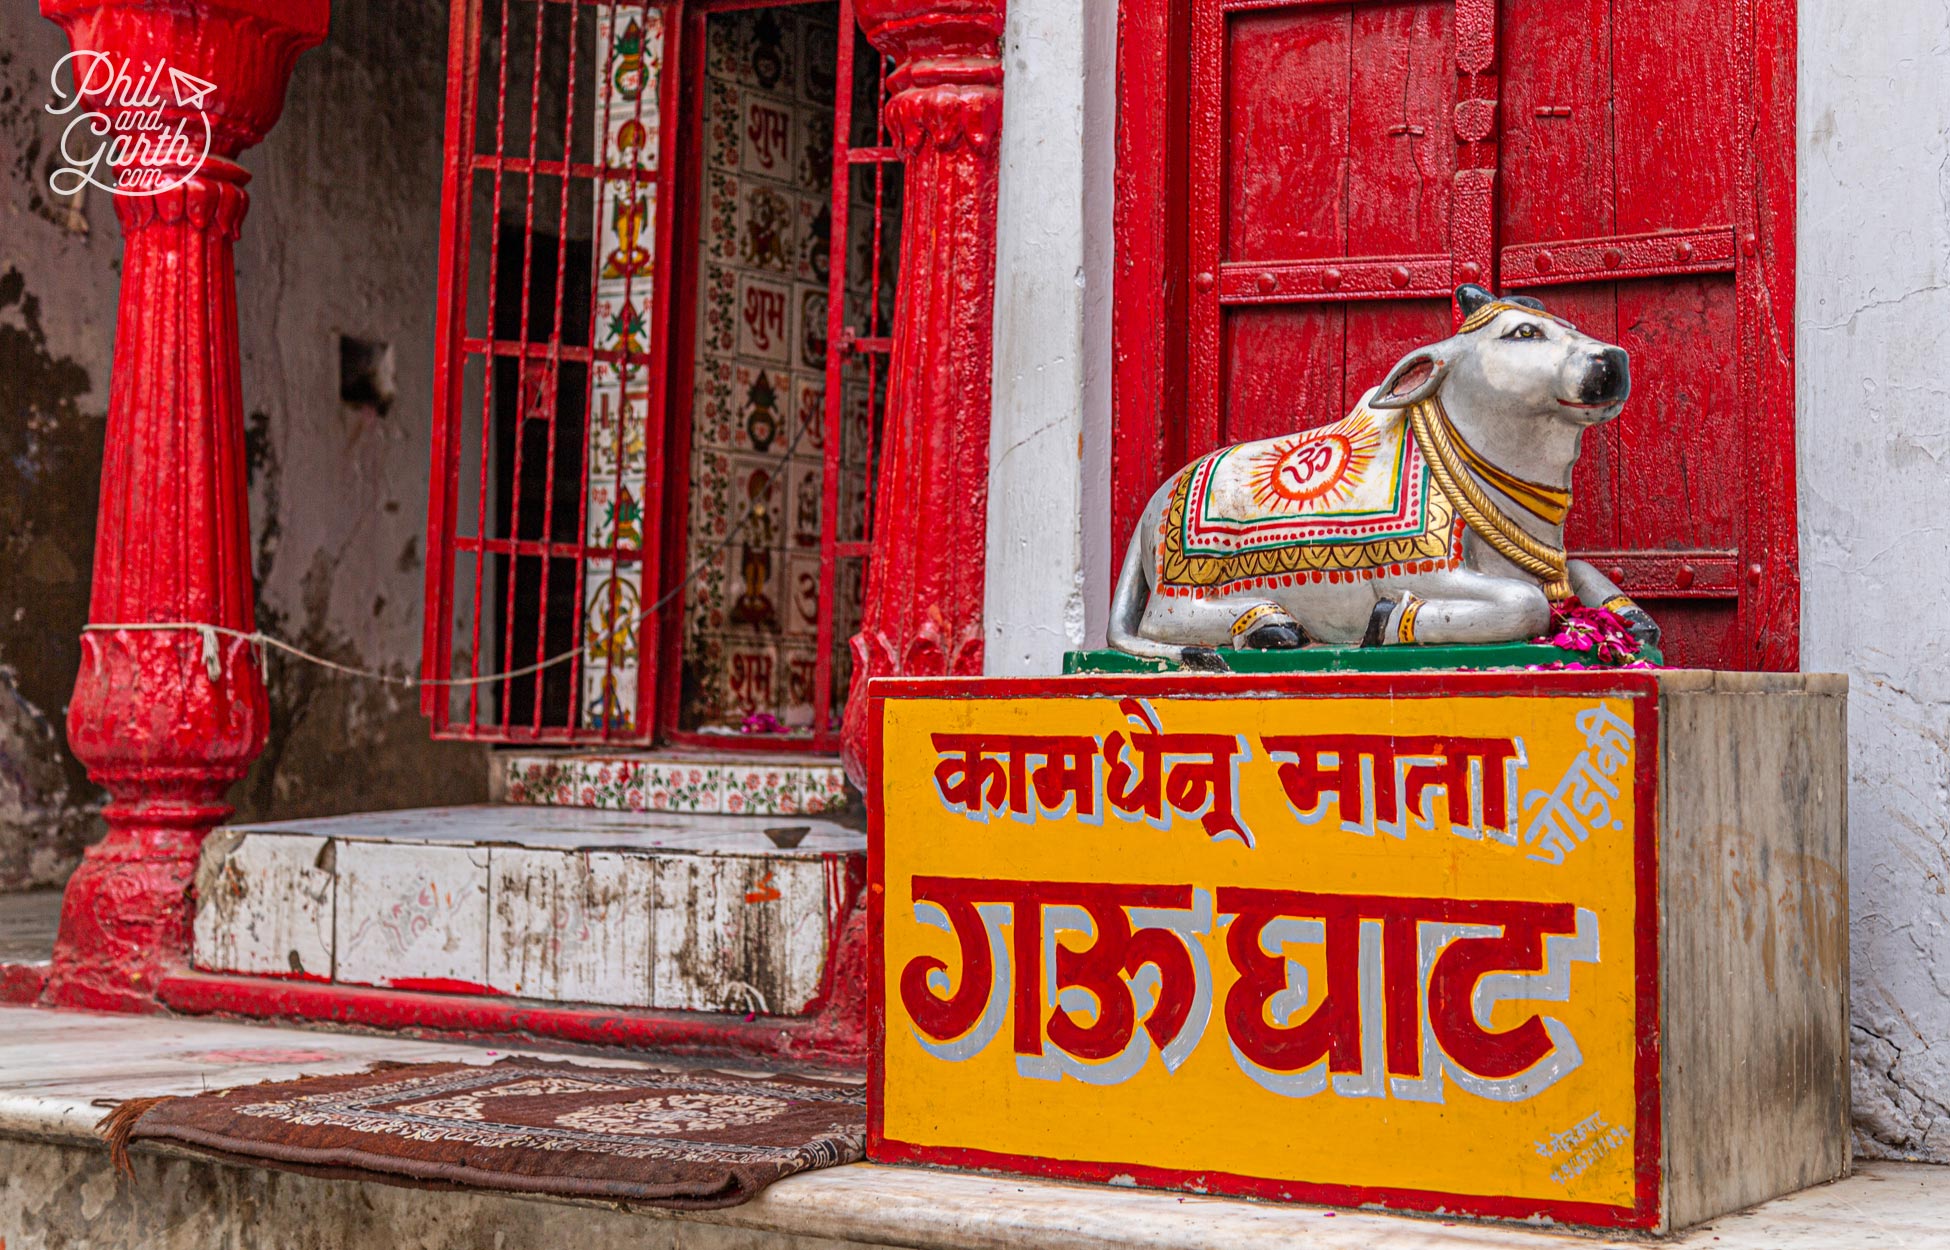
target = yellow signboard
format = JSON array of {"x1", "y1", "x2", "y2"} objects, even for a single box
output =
[{"x1": 869, "y1": 671, "x2": 1659, "y2": 1228}]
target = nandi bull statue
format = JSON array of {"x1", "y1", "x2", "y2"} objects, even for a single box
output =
[{"x1": 1109, "y1": 285, "x2": 1659, "y2": 666}]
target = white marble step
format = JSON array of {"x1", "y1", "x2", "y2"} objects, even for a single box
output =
[
  {"x1": 491, "y1": 750, "x2": 850, "y2": 816},
  {"x1": 191, "y1": 805, "x2": 864, "y2": 1016},
  {"x1": 0, "y1": 1006, "x2": 1927, "y2": 1250}
]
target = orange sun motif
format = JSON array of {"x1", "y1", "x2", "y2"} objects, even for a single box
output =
[{"x1": 1248, "y1": 416, "x2": 1380, "y2": 513}]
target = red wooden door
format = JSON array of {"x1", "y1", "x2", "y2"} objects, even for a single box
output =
[{"x1": 1124, "y1": 0, "x2": 1796, "y2": 669}]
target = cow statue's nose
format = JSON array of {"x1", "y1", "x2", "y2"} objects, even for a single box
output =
[{"x1": 1579, "y1": 346, "x2": 1631, "y2": 405}]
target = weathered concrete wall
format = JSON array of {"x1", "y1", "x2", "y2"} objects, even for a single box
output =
[
  {"x1": 983, "y1": 0, "x2": 1117, "y2": 675},
  {"x1": 1799, "y1": 0, "x2": 1950, "y2": 1160},
  {"x1": 0, "y1": 0, "x2": 487, "y2": 891}
]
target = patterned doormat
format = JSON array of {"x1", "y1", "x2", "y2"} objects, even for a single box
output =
[{"x1": 99, "y1": 1058, "x2": 866, "y2": 1209}]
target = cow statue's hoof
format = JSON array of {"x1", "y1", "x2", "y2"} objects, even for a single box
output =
[
  {"x1": 1242, "y1": 621, "x2": 1308, "y2": 650},
  {"x1": 1180, "y1": 646, "x2": 1231, "y2": 672},
  {"x1": 1361, "y1": 600, "x2": 1396, "y2": 648},
  {"x1": 1615, "y1": 604, "x2": 1662, "y2": 650}
]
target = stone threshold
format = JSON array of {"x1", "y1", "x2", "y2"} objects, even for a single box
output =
[{"x1": 0, "y1": 1006, "x2": 1934, "y2": 1250}]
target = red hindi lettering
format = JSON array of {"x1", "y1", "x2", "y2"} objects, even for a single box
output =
[
  {"x1": 901, "y1": 876, "x2": 1000, "y2": 1043},
  {"x1": 1104, "y1": 697, "x2": 1251, "y2": 843}
]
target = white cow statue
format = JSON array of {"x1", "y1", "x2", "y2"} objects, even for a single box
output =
[{"x1": 1108, "y1": 285, "x2": 1659, "y2": 667}]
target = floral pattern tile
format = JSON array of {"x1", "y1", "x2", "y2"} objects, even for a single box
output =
[{"x1": 500, "y1": 753, "x2": 848, "y2": 815}]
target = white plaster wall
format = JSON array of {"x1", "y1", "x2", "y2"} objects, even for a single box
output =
[
  {"x1": 1799, "y1": 0, "x2": 1950, "y2": 1160},
  {"x1": 983, "y1": 1, "x2": 1117, "y2": 675}
]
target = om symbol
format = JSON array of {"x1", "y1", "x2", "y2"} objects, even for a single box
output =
[{"x1": 1262, "y1": 433, "x2": 1352, "y2": 507}]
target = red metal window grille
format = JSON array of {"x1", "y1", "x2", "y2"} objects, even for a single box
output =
[{"x1": 422, "y1": 0, "x2": 897, "y2": 746}]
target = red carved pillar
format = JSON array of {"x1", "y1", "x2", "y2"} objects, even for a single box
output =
[
  {"x1": 841, "y1": 0, "x2": 1005, "y2": 786},
  {"x1": 40, "y1": 0, "x2": 327, "y2": 1011}
]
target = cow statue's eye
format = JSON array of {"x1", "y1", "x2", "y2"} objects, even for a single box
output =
[{"x1": 1504, "y1": 323, "x2": 1544, "y2": 340}]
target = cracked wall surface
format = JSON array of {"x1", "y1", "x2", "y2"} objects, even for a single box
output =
[
  {"x1": 1800, "y1": 0, "x2": 1950, "y2": 1161},
  {"x1": 0, "y1": 0, "x2": 486, "y2": 892}
]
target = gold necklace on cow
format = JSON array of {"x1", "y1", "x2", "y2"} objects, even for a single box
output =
[{"x1": 1408, "y1": 398, "x2": 1576, "y2": 602}]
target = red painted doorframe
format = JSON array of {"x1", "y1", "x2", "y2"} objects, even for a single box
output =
[{"x1": 1110, "y1": 0, "x2": 1799, "y2": 671}]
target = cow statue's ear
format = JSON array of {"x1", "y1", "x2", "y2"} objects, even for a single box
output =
[
  {"x1": 1455, "y1": 284, "x2": 1496, "y2": 316},
  {"x1": 1369, "y1": 348, "x2": 1448, "y2": 410}
]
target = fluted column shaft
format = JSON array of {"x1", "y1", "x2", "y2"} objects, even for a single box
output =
[{"x1": 841, "y1": 0, "x2": 1006, "y2": 785}]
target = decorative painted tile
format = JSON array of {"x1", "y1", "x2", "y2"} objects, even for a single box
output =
[
  {"x1": 639, "y1": 761, "x2": 726, "y2": 814},
  {"x1": 596, "y1": 182, "x2": 656, "y2": 286},
  {"x1": 582, "y1": 564, "x2": 644, "y2": 670},
  {"x1": 786, "y1": 458, "x2": 823, "y2": 553},
  {"x1": 778, "y1": 643, "x2": 818, "y2": 728},
  {"x1": 802, "y1": 766, "x2": 849, "y2": 815},
  {"x1": 783, "y1": 552, "x2": 822, "y2": 638},
  {"x1": 692, "y1": 357, "x2": 737, "y2": 448},
  {"x1": 333, "y1": 841, "x2": 490, "y2": 990},
  {"x1": 649, "y1": 854, "x2": 825, "y2": 1015},
  {"x1": 724, "y1": 645, "x2": 778, "y2": 724},
  {"x1": 580, "y1": 660, "x2": 639, "y2": 734},
  {"x1": 699, "y1": 263, "x2": 738, "y2": 356},
  {"x1": 732, "y1": 362, "x2": 790, "y2": 454},
  {"x1": 599, "y1": 8, "x2": 663, "y2": 111},
  {"x1": 793, "y1": 372, "x2": 826, "y2": 453},
  {"x1": 690, "y1": 447, "x2": 734, "y2": 543},
  {"x1": 587, "y1": 384, "x2": 651, "y2": 479},
  {"x1": 585, "y1": 477, "x2": 648, "y2": 550},
  {"x1": 192, "y1": 831, "x2": 334, "y2": 979},
  {"x1": 486, "y1": 848, "x2": 655, "y2": 1006},
  {"x1": 736, "y1": 271, "x2": 793, "y2": 362},
  {"x1": 802, "y1": 19, "x2": 838, "y2": 107},
  {"x1": 601, "y1": 106, "x2": 660, "y2": 174},
  {"x1": 797, "y1": 196, "x2": 830, "y2": 287},
  {"x1": 596, "y1": 293, "x2": 650, "y2": 359},
  {"x1": 739, "y1": 181, "x2": 795, "y2": 273},
  {"x1": 494, "y1": 752, "x2": 848, "y2": 817},
  {"x1": 722, "y1": 763, "x2": 800, "y2": 816},
  {"x1": 797, "y1": 285, "x2": 828, "y2": 369},
  {"x1": 703, "y1": 168, "x2": 740, "y2": 264},
  {"x1": 704, "y1": 77, "x2": 742, "y2": 170},
  {"x1": 741, "y1": 92, "x2": 798, "y2": 183}
]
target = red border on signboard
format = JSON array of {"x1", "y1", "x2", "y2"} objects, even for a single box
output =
[{"x1": 867, "y1": 669, "x2": 1663, "y2": 1230}]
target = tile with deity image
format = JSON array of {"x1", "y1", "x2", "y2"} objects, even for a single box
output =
[
  {"x1": 601, "y1": 105, "x2": 660, "y2": 175},
  {"x1": 580, "y1": 559, "x2": 645, "y2": 673},
  {"x1": 577, "y1": 656, "x2": 638, "y2": 736},
  {"x1": 735, "y1": 272, "x2": 793, "y2": 364},
  {"x1": 596, "y1": 181, "x2": 656, "y2": 293},
  {"x1": 717, "y1": 451, "x2": 787, "y2": 617},
  {"x1": 738, "y1": 180, "x2": 797, "y2": 274}
]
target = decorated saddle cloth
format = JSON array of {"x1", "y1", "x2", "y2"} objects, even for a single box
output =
[{"x1": 1157, "y1": 405, "x2": 1463, "y2": 597}]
